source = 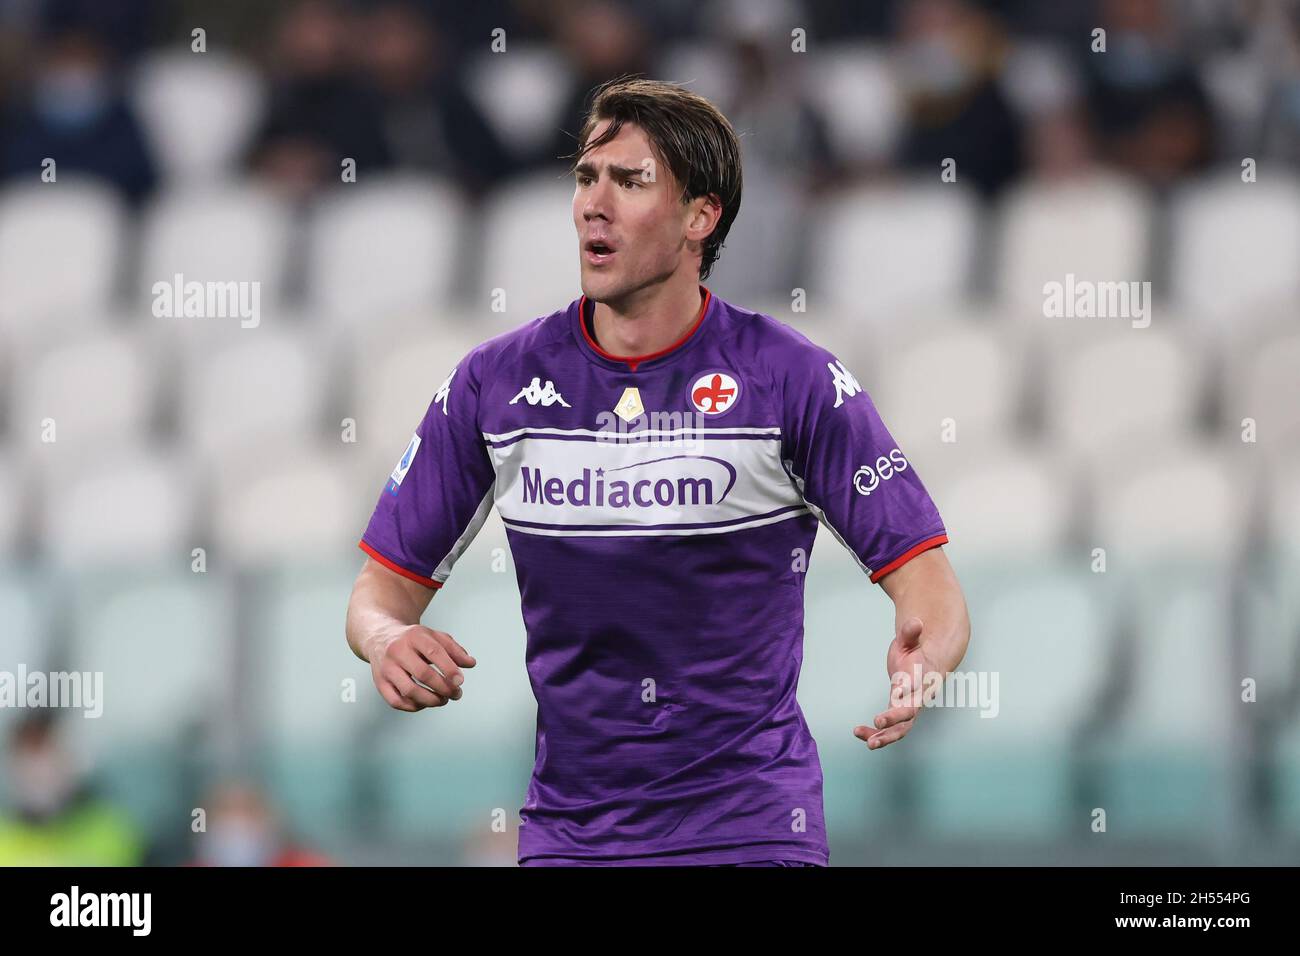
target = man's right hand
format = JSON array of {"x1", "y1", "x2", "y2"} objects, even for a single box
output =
[{"x1": 366, "y1": 625, "x2": 476, "y2": 712}]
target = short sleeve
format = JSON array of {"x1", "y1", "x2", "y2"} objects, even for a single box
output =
[
  {"x1": 780, "y1": 344, "x2": 947, "y2": 583},
  {"x1": 359, "y1": 348, "x2": 496, "y2": 589}
]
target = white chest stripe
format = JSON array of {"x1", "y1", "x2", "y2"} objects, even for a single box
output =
[{"x1": 485, "y1": 430, "x2": 807, "y2": 537}]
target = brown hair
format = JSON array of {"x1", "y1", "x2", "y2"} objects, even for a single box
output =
[{"x1": 570, "y1": 77, "x2": 743, "y2": 280}]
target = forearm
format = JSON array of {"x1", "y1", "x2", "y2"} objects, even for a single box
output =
[
  {"x1": 345, "y1": 559, "x2": 436, "y2": 662},
  {"x1": 881, "y1": 550, "x2": 970, "y2": 675}
]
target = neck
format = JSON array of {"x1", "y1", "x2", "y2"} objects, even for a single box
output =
[{"x1": 590, "y1": 273, "x2": 705, "y2": 358}]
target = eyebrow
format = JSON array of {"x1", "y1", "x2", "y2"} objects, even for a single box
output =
[{"x1": 573, "y1": 161, "x2": 650, "y2": 181}]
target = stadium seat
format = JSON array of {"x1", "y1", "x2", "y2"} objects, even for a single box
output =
[
  {"x1": 462, "y1": 45, "x2": 574, "y2": 159},
  {"x1": 0, "y1": 455, "x2": 27, "y2": 558},
  {"x1": 802, "y1": 43, "x2": 903, "y2": 164},
  {"x1": 705, "y1": 167, "x2": 807, "y2": 301},
  {"x1": 40, "y1": 443, "x2": 195, "y2": 570},
  {"x1": 351, "y1": 318, "x2": 484, "y2": 479},
  {"x1": 799, "y1": 543, "x2": 914, "y2": 842},
  {"x1": 178, "y1": 325, "x2": 329, "y2": 461},
  {"x1": 1169, "y1": 170, "x2": 1300, "y2": 323},
  {"x1": 347, "y1": 316, "x2": 513, "y2": 557},
  {"x1": 0, "y1": 180, "x2": 125, "y2": 340},
  {"x1": 1041, "y1": 325, "x2": 1204, "y2": 456},
  {"x1": 210, "y1": 440, "x2": 366, "y2": 566},
  {"x1": 1222, "y1": 324, "x2": 1300, "y2": 453},
  {"x1": 369, "y1": 557, "x2": 552, "y2": 846},
  {"x1": 0, "y1": 569, "x2": 51, "y2": 738},
  {"x1": 128, "y1": 49, "x2": 265, "y2": 184},
  {"x1": 305, "y1": 175, "x2": 466, "y2": 327},
  {"x1": 1086, "y1": 439, "x2": 1247, "y2": 839},
  {"x1": 995, "y1": 172, "x2": 1152, "y2": 315},
  {"x1": 998, "y1": 39, "x2": 1082, "y2": 117},
  {"x1": 907, "y1": 559, "x2": 1111, "y2": 839},
  {"x1": 476, "y1": 173, "x2": 581, "y2": 326},
  {"x1": 67, "y1": 570, "x2": 234, "y2": 828},
  {"x1": 656, "y1": 41, "x2": 739, "y2": 108},
  {"x1": 11, "y1": 330, "x2": 160, "y2": 457},
  {"x1": 251, "y1": 563, "x2": 377, "y2": 848},
  {"x1": 807, "y1": 181, "x2": 978, "y2": 321},
  {"x1": 923, "y1": 441, "x2": 1074, "y2": 558},
  {"x1": 1259, "y1": 454, "x2": 1300, "y2": 728},
  {"x1": 872, "y1": 316, "x2": 1026, "y2": 452},
  {"x1": 138, "y1": 183, "x2": 293, "y2": 313}
]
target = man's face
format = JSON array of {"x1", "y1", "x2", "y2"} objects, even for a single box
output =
[{"x1": 573, "y1": 120, "x2": 696, "y2": 303}]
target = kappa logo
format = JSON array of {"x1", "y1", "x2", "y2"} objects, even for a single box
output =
[
  {"x1": 434, "y1": 367, "x2": 456, "y2": 415},
  {"x1": 510, "y1": 377, "x2": 571, "y2": 407},
  {"x1": 828, "y1": 359, "x2": 862, "y2": 408},
  {"x1": 689, "y1": 371, "x2": 740, "y2": 416}
]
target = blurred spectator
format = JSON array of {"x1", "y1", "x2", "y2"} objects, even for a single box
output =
[
  {"x1": 894, "y1": 0, "x2": 1024, "y2": 197},
  {"x1": 249, "y1": 0, "x2": 391, "y2": 199},
  {"x1": 359, "y1": 1, "x2": 515, "y2": 193},
  {"x1": 540, "y1": 0, "x2": 655, "y2": 166},
  {"x1": 0, "y1": 713, "x2": 145, "y2": 866},
  {"x1": 1252, "y1": 1, "x2": 1300, "y2": 165},
  {"x1": 1082, "y1": 0, "x2": 1213, "y2": 187},
  {"x1": 703, "y1": 0, "x2": 838, "y2": 187},
  {"x1": 1025, "y1": 103, "x2": 1100, "y2": 182},
  {"x1": 189, "y1": 781, "x2": 330, "y2": 867},
  {"x1": 0, "y1": 24, "x2": 158, "y2": 201}
]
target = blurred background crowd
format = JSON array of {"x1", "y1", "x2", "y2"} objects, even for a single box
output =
[{"x1": 0, "y1": 0, "x2": 1298, "y2": 866}]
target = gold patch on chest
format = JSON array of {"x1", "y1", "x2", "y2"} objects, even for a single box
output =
[{"x1": 614, "y1": 387, "x2": 644, "y2": 422}]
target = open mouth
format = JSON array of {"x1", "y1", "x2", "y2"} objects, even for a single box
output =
[{"x1": 584, "y1": 240, "x2": 617, "y2": 265}]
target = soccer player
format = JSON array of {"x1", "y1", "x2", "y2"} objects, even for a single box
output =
[{"x1": 345, "y1": 78, "x2": 971, "y2": 866}]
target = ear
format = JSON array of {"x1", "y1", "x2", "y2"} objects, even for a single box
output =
[{"x1": 684, "y1": 193, "x2": 723, "y2": 244}]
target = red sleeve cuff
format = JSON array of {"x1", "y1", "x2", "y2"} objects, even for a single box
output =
[
  {"x1": 358, "y1": 540, "x2": 442, "y2": 589},
  {"x1": 869, "y1": 534, "x2": 948, "y2": 584}
]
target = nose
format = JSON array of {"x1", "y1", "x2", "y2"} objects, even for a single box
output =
[{"x1": 582, "y1": 177, "x2": 612, "y2": 222}]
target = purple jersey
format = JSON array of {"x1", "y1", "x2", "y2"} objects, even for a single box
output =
[{"x1": 360, "y1": 288, "x2": 948, "y2": 866}]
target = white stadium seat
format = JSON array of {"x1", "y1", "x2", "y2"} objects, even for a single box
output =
[
  {"x1": 909, "y1": 564, "x2": 1109, "y2": 836},
  {"x1": 138, "y1": 183, "x2": 293, "y2": 311},
  {"x1": 802, "y1": 43, "x2": 903, "y2": 164},
  {"x1": 306, "y1": 175, "x2": 466, "y2": 326},
  {"x1": 210, "y1": 441, "x2": 365, "y2": 564},
  {"x1": 40, "y1": 444, "x2": 195, "y2": 569},
  {"x1": 808, "y1": 181, "x2": 977, "y2": 321},
  {"x1": 67, "y1": 570, "x2": 233, "y2": 822},
  {"x1": 873, "y1": 317, "x2": 1025, "y2": 450},
  {"x1": 925, "y1": 441, "x2": 1073, "y2": 558},
  {"x1": 463, "y1": 45, "x2": 574, "y2": 159},
  {"x1": 129, "y1": 49, "x2": 265, "y2": 184},
  {"x1": 477, "y1": 172, "x2": 580, "y2": 327},
  {"x1": 656, "y1": 41, "x2": 739, "y2": 109},
  {"x1": 995, "y1": 172, "x2": 1152, "y2": 315},
  {"x1": 178, "y1": 325, "x2": 329, "y2": 461},
  {"x1": 0, "y1": 180, "x2": 125, "y2": 338},
  {"x1": 1089, "y1": 438, "x2": 1247, "y2": 560},
  {"x1": 0, "y1": 455, "x2": 28, "y2": 558},
  {"x1": 0, "y1": 571, "x2": 52, "y2": 741},
  {"x1": 12, "y1": 329, "x2": 160, "y2": 455},
  {"x1": 1223, "y1": 326, "x2": 1300, "y2": 452},
  {"x1": 1042, "y1": 326, "x2": 1203, "y2": 456},
  {"x1": 1085, "y1": 439, "x2": 1245, "y2": 835},
  {"x1": 1170, "y1": 170, "x2": 1300, "y2": 323}
]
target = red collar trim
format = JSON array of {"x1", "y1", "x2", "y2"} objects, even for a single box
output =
[{"x1": 579, "y1": 287, "x2": 712, "y2": 372}]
